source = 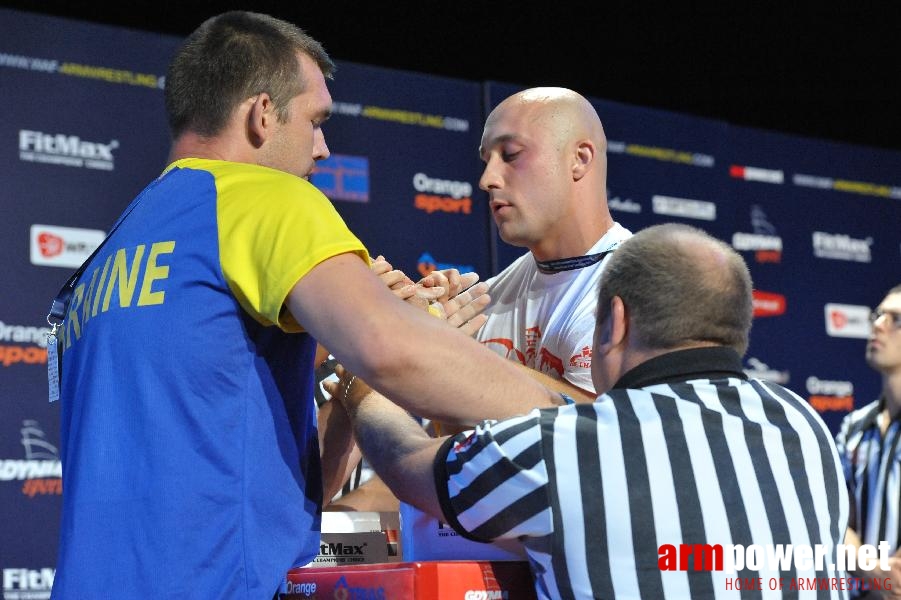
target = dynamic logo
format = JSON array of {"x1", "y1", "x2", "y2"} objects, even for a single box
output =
[
  {"x1": 824, "y1": 303, "x2": 871, "y2": 339},
  {"x1": 744, "y1": 357, "x2": 790, "y2": 385},
  {"x1": 3, "y1": 568, "x2": 55, "y2": 600},
  {"x1": 807, "y1": 376, "x2": 855, "y2": 413},
  {"x1": 0, "y1": 320, "x2": 49, "y2": 368},
  {"x1": 608, "y1": 189, "x2": 642, "y2": 214},
  {"x1": 651, "y1": 195, "x2": 716, "y2": 221},
  {"x1": 416, "y1": 252, "x2": 475, "y2": 277},
  {"x1": 311, "y1": 154, "x2": 370, "y2": 203},
  {"x1": 752, "y1": 291, "x2": 786, "y2": 318},
  {"x1": 812, "y1": 232, "x2": 872, "y2": 263},
  {"x1": 0, "y1": 420, "x2": 62, "y2": 498},
  {"x1": 731, "y1": 205, "x2": 783, "y2": 263},
  {"x1": 29, "y1": 224, "x2": 105, "y2": 268},
  {"x1": 729, "y1": 165, "x2": 785, "y2": 184},
  {"x1": 412, "y1": 172, "x2": 473, "y2": 215},
  {"x1": 19, "y1": 129, "x2": 118, "y2": 171}
]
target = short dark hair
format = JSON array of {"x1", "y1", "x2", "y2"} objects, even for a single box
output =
[
  {"x1": 598, "y1": 223, "x2": 754, "y2": 355},
  {"x1": 164, "y1": 11, "x2": 335, "y2": 138}
]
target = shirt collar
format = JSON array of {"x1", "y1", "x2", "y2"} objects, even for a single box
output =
[{"x1": 612, "y1": 346, "x2": 747, "y2": 390}]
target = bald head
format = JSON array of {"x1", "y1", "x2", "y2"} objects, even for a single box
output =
[
  {"x1": 485, "y1": 87, "x2": 607, "y2": 154},
  {"x1": 597, "y1": 223, "x2": 754, "y2": 355},
  {"x1": 478, "y1": 87, "x2": 614, "y2": 258}
]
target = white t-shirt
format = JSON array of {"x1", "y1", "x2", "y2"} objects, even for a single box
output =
[{"x1": 476, "y1": 223, "x2": 632, "y2": 393}]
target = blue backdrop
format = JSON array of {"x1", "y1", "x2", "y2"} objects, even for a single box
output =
[{"x1": 1, "y1": 8, "x2": 899, "y2": 593}]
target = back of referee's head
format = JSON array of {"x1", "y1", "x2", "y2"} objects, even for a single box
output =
[{"x1": 595, "y1": 223, "x2": 753, "y2": 358}]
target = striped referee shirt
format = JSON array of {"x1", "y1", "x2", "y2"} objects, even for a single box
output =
[
  {"x1": 835, "y1": 397, "x2": 901, "y2": 552},
  {"x1": 435, "y1": 347, "x2": 849, "y2": 599}
]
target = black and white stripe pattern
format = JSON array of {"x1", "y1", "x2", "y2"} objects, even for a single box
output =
[
  {"x1": 836, "y1": 398, "x2": 901, "y2": 552},
  {"x1": 437, "y1": 371, "x2": 848, "y2": 599}
]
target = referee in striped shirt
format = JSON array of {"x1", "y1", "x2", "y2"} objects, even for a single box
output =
[
  {"x1": 331, "y1": 223, "x2": 849, "y2": 599},
  {"x1": 836, "y1": 284, "x2": 901, "y2": 598}
]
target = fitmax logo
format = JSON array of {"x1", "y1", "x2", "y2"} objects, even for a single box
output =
[
  {"x1": 19, "y1": 130, "x2": 118, "y2": 170},
  {"x1": 319, "y1": 541, "x2": 366, "y2": 556},
  {"x1": 3, "y1": 568, "x2": 55, "y2": 592}
]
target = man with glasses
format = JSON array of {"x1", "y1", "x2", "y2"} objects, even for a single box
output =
[{"x1": 836, "y1": 284, "x2": 901, "y2": 597}]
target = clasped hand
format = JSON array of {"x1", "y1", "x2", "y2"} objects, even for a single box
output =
[{"x1": 370, "y1": 255, "x2": 490, "y2": 337}]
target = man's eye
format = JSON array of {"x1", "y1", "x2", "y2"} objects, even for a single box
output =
[{"x1": 502, "y1": 151, "x2": 520, "y2": 162}]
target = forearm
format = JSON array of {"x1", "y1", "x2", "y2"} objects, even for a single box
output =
[
  {"x1": 290, "y1": 254, "x2": 558, "y2": 424},
  {"x1": 347, "y1": 388, "x2": 447, "y2": 520},
  {"x1": 514, "y1": 362, "x2": 595, "y2": 403},
  {"x1": 324, "y1": 475, "x2": 400, "y2": 513},
  {"x1": 318, "y1": 400, "x2": 362, "y2": 503}
]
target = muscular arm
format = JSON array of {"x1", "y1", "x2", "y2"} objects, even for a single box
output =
[
  {"x1": 514, "y1": 362, "x2": 595, "y2": 402},
  {"x1": 287, "y1": 253, "x2": 558, "y2": 425},
  {"x1": 325, "y1": 375, "x2": 448, "y2": 520},
  {"x1": 317, "y1": 399, "x2": 362, "y2": 503}
]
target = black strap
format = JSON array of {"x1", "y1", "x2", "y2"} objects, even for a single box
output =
[{"x1": 534, "y1": 243, "x2": 619, "y2": 274}]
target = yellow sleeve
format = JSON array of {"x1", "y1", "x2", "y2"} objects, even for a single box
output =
[{"x1": 212, "y1": 161, "x2": 368, "y2": 331}]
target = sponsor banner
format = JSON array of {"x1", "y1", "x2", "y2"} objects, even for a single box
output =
[
  {"x1": 806, "y1": 375, "x2": 855, "y2": 414},
  {"x1": 412, "y1": 172, "x2": 473, "y2": 215},
  {"x1": 812, "y1": 232, "x2": 872, "y2": 263},
  {"x1": 330, "y1": 101, "x2": 470, "y2": 132},
  {"x1": 824, "y1": 303, "x2": 871, "y2": 339},
  {"x1": 311, "y1": 154, "x2": 370, "y2": 203},
  {"x1": 29, "y1": 224, "x2": 105, "y2": 268},
  {"x1": 0, "y1": 421, "x2": 62, "y2": 498},
  {"x1": 752, "y1": 291, "x2": 786, "y2": 318},
  {"x1": 608, "y1": 190, "x2": 642, "y2": 214},
  {"x1": 732, "y1": 206, "x2": 783, "y2": 263},
  {"x1": 793, "y1": 173, "x2": 901, "y2": 200},
  {"x1": 19, "y1": 130, "x2": 119, "y2": 171},
  {"x1": 651, "y1": 195, "x2": 717, "y2": 221},
  {"x1": 2, "y1": 568, "x2": 55, "y2": 600},
  {"x1": 744, "y1": 357, "x2": 790, "y2": 385},
  {"x1": 0, "y1": 320, "x2": 50, "y2": 368},
  {"x1": 0, "y1": 50, "x2": 165, "y2": 90},
  {"x1": 729, "y1": 165, "x2": 784, "y2": 184},
  {"x1": 608, "y1": 140, "x2": 715, "y2": 168}
]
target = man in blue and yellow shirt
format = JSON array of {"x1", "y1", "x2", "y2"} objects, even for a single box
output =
[{"x1": 51, "y1": 11, "x2": 558, "y2": 599}]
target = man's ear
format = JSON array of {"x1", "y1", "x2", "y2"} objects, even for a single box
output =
[
  {"x1": 572, "y1": 140, "x2": 595, "y2": 181},
  {"x1": 247, "y1": 93, "x2": 275, "y2": 148},
  {"x1": 595, "y1": 295, "x2": 627, "y2": 352},
  {"x1": 608, "y1": 295, "x2": 627, "y2": 347}
]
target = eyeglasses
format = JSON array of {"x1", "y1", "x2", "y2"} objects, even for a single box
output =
[{"x1": 869, "y1": 309, "x2": 901, "y2": 329}]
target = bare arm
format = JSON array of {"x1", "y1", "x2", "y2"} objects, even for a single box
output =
[
  {"x1": 325, "y1": 371, "x2": 448, "y2": 520},
  {"x1": 317, "y1": 399, "x2": 362, "y2": 503},
  {"x1": 324, "y1": 475, "x2": 400, "y2": 513},
  {"x1": 514, "y1": 362, "x2": 595, "y2": 402},
  {"x1": 287, "y1": 253, "x2": 558, "y2": 425}
]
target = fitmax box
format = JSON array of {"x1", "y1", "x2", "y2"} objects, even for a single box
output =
[
  {"x1": 304, "y1": 511, "x2": 401, "y2": 568},
  {"x1": 399, "y1": 502, "x2": 527, "y2": 561},
  {"x1": 283, "y1": 560, "x2": 536, "y2": 599}
]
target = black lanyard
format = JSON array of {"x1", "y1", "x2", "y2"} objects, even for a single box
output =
[{"x1": 534, "y1": 243, "x2": 619, "y2": 274}]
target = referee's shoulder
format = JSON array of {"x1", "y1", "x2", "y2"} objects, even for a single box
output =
[{"x1": 838, "y1": 397, "x2": 881, "y2": 431}]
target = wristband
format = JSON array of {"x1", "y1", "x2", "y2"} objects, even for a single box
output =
[{"x1": 559, "y1": 393, "x2": 576, "y2": 405}]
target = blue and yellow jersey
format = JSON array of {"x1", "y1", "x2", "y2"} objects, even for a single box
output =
[{"x1": 53, "y1": 158, "x2": 367, "y2": 599}]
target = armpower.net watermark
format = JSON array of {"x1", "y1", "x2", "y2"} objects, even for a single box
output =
[{"x1": 659, "y1": 542, "x2": 893, "y2": 593}]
